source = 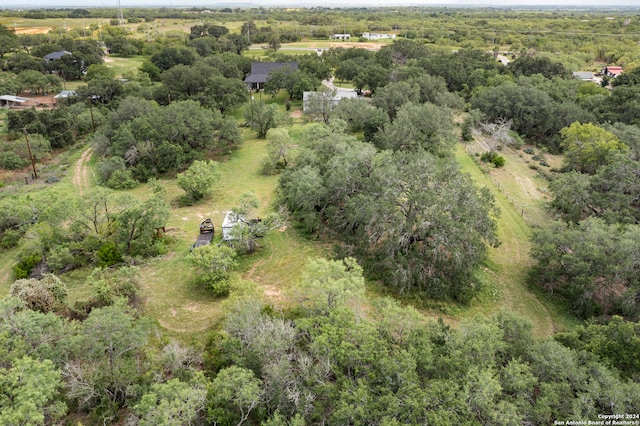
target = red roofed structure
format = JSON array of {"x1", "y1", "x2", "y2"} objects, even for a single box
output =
[{"x1": 602, "y1": 66, "x2": 623, "y2": 78}]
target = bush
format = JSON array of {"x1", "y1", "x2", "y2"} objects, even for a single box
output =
[
  {"x1": 96, "y1": 157, "x2": 127, "y2": 184},
  {"x1": 0, "y1": 151, "x2": 28, "y2": 170},
  {"x1": 0, "y1": 229, "x2": 23, "y2": 249},
  {"x1": 89, "y1": 266, "x2": 140, "y2": 306},
  {"x1": 13, "y1": 252, "x2": 43, "y2": 279},
  {"x1": 492, "y1": 155, "x2": 505, "y2": 167},
  {"x1": 106, "y1": 168, "x2": 138, "y2": 189},
  {"x1": 10, "y1": 274, "x2": 67, "y2": 313},
  {"x1": 195, "y1": 272, "x2": 232, "y2": 297},
  {"x1": 524, "y1": 148, "x2": 534, "y2": 155},
  {"x1": 480, "y1": 151, "x2": 506, "y2": 168},
  {"x1": 47, "y1": 245, "x2": 86, "y2": 273},
  {"x1": 97, "y1": 242, "x2": 123, "y2": 267},
  {"x1": 189, "y1": 244, "x2": 237, "y2": 296}
]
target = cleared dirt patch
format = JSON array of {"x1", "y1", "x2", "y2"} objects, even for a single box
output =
[{"x1": 14, "y1": 27, "x2": 52, "y2": 35}]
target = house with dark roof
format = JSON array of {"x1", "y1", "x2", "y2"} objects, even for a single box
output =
[
  {"x1": 601, "y1": 66, "x2": 623, "y2": 78},
  {"x1": 244, "y1": 62, "x2": 298, "y2": 90},
  {"x1": 44, "y1": 51, "x2": 72, "y2": 62}
]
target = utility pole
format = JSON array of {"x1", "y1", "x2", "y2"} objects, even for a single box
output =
[{"x1": 22, "y1": 128, "x2": 38, "y2": 180}]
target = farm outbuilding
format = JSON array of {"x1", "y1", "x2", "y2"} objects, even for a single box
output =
[
  {"x1": 0, "y1": 95, "x2": 32, "y2": 108},
  {"x1": 222, "y1": 211, "x2": 243, "y2": 241}
]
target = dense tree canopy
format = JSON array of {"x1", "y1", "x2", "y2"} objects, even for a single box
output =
[
  {"x1": 278, "y1": 125, "x2": 498, "y2": 300},
  {"x1": 106, "y1": 99, "x2": 241, "y2": 179},
  {"x1": 531, "y1": 218, "x2": 640, "y2": 319}
]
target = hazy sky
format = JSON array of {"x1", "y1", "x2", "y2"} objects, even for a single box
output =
[{"x1": 2, "y1": 0, "x2": 639, "y2": 8}]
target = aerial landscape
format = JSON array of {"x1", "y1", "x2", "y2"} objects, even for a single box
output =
[{"x1": 1, "y1": 3, "x2": 640, "y2": 425}]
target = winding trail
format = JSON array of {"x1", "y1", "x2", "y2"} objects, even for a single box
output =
[{"x1": 73, "y1": 146, "x2": 94, "y2": 196}]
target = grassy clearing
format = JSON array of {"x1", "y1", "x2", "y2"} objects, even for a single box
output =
[
  {"x1": 464, "y1": 142, "x2": 555, "y2": 228},
  {"x1": 129, "y1": 119, "x2": 326, "y2": 337},
  {"x1": 103, "y1": 55, "x2": 146, "y2": 78},
  {"x1": 452, "y1": 144, "x2": 579, "y2": 336}
]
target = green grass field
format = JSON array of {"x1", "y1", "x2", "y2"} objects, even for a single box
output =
[
  {"x1": 0, "y1": 109, "x2": 579, "y2": 340},
  {"x1": 452, "y1": 144, "x2": 579, "y2": 336},
  {"x1": 103, "y1": 55, "x2": 147, "y2": 78}
]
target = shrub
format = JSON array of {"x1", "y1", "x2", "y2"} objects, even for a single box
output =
[
  {"x1": 10, "y1": 274, "x2": 67, "y2": 313},
  {"x1": 96, "y1": 157, "x2": 127, "y2": 184},
  {"x1": 0, "y1": 151, "x2": 28, "y2": 170},
  {"x1": 188, "y1": 244, "x2": 238, "y2": 296},
  {"x1": 524, "y1": 148, "x2": 535, "y2": 155},
  {"x1": 47, "y1": 245, "x2": 86, "y2": 273},
  {"x1": 13, "y1": 252, "x2": 43, "y2": 279},
  {"x1": 0, "y1": 229, "x2": 22, "y2": 249},
  {"x1": 97, "y1": 242, "x2": 123, "y2": 267},
  {"x1": 492, "y1": 155, "x2": 505, "y2": 167},
  {"x1": 480, "y1": 151, "x2": 505, "y2": 168},
  {"x1": 89, "y1": 266, "x2": 140, "y2": 306},
  {"x1": 106, "y1": 168, "x2": 138, "y2": 189},
  {"x1": 195, "y1": 273, "x2": 232, "y2": 297}
]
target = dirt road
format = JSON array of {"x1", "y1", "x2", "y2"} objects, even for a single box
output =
[{"x1": 73, "y1": 147, "x2": 94, "y2": 196}]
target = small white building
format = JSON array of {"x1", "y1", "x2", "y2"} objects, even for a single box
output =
[
  {"x1": 303, "y1": 90, "x2": 359, "y2": 113},
  {"x1": 221, "y1": 211, "x2": 243, "y2": 241},
  {"x1": 361, "y1": 32, "x2": 396, "y2": 41},
  {"x1": 330, "y1": 33, "x2": 351, "y2": 40}
]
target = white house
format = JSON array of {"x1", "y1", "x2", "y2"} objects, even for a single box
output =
[
  {"x1": 330, "y1": 33, "x2": 351, "y2": 40},
  {"x1": 361, "y1": 32, "x2": 396, "y2": 40}
]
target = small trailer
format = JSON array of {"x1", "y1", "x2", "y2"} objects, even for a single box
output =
[{"x1": 192, "y1": 218, "x2": 215, "y2": 250}]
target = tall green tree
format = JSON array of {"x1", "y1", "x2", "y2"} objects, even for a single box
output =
[
  {"x1": 244, "y1": 101, "x2": 286, "y2": 138},
  {"x1": 560, "y1": 122, "x2": 628, "y2": 174},
  {"x1": 0, "y1": 357, "x2": 66, "y2": 425},
  {"x1": 133, "y1": 376, "x2": 207, "y2": 426},
  {"x1": 0, "y1": 24, "x2": 19, "y2": 58}
]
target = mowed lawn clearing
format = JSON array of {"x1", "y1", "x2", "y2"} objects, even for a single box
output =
[
  {"x1": 453, "y1": 144, "x2": 578, "y2": 337},
  {"x1": 135, "y1": 127, "x2": 327, "y2": 337},
  {"x1": 103, "y1": 55, "x2": 147, "y2": 78}
]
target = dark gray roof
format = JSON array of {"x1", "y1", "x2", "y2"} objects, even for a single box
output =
[
  {"x1": 44, "y1": 51, "x2": 72, "y2": 61},
  {"x1": 244, "y1": 62, "x2": 298, "y2": 84},
  {"x1": 572, "y1": 71, "x2": 594, "y2": 80}
]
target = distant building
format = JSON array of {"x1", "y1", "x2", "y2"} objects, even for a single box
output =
[
  {"x1": 303, "y1": 90, "x2": 359, "y2": 113},
  {"x1": 244, "y1": 62, "x2": 299, "y2": 90},
  {"x1": 54, "y1": 90, "x2": 77, "y2": 99},
  {"x1": 361, "y1": 32, "x2": 396, "y2": 40},
  {"x1": 0, "y1": 95, "x2": 32, "y2": 108},
  {"x1": 601, "y1": 66, "x2": 623, "y2": 78},
  {"x1": 572, "y1": 71, "x2": 595, "y2": 82},
  {"x1": 330, "y1": 33, "x2": 351, "y2": 40},
  {"x1": 43, "y1": 50, "x2": 72, "y2": 62}
]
